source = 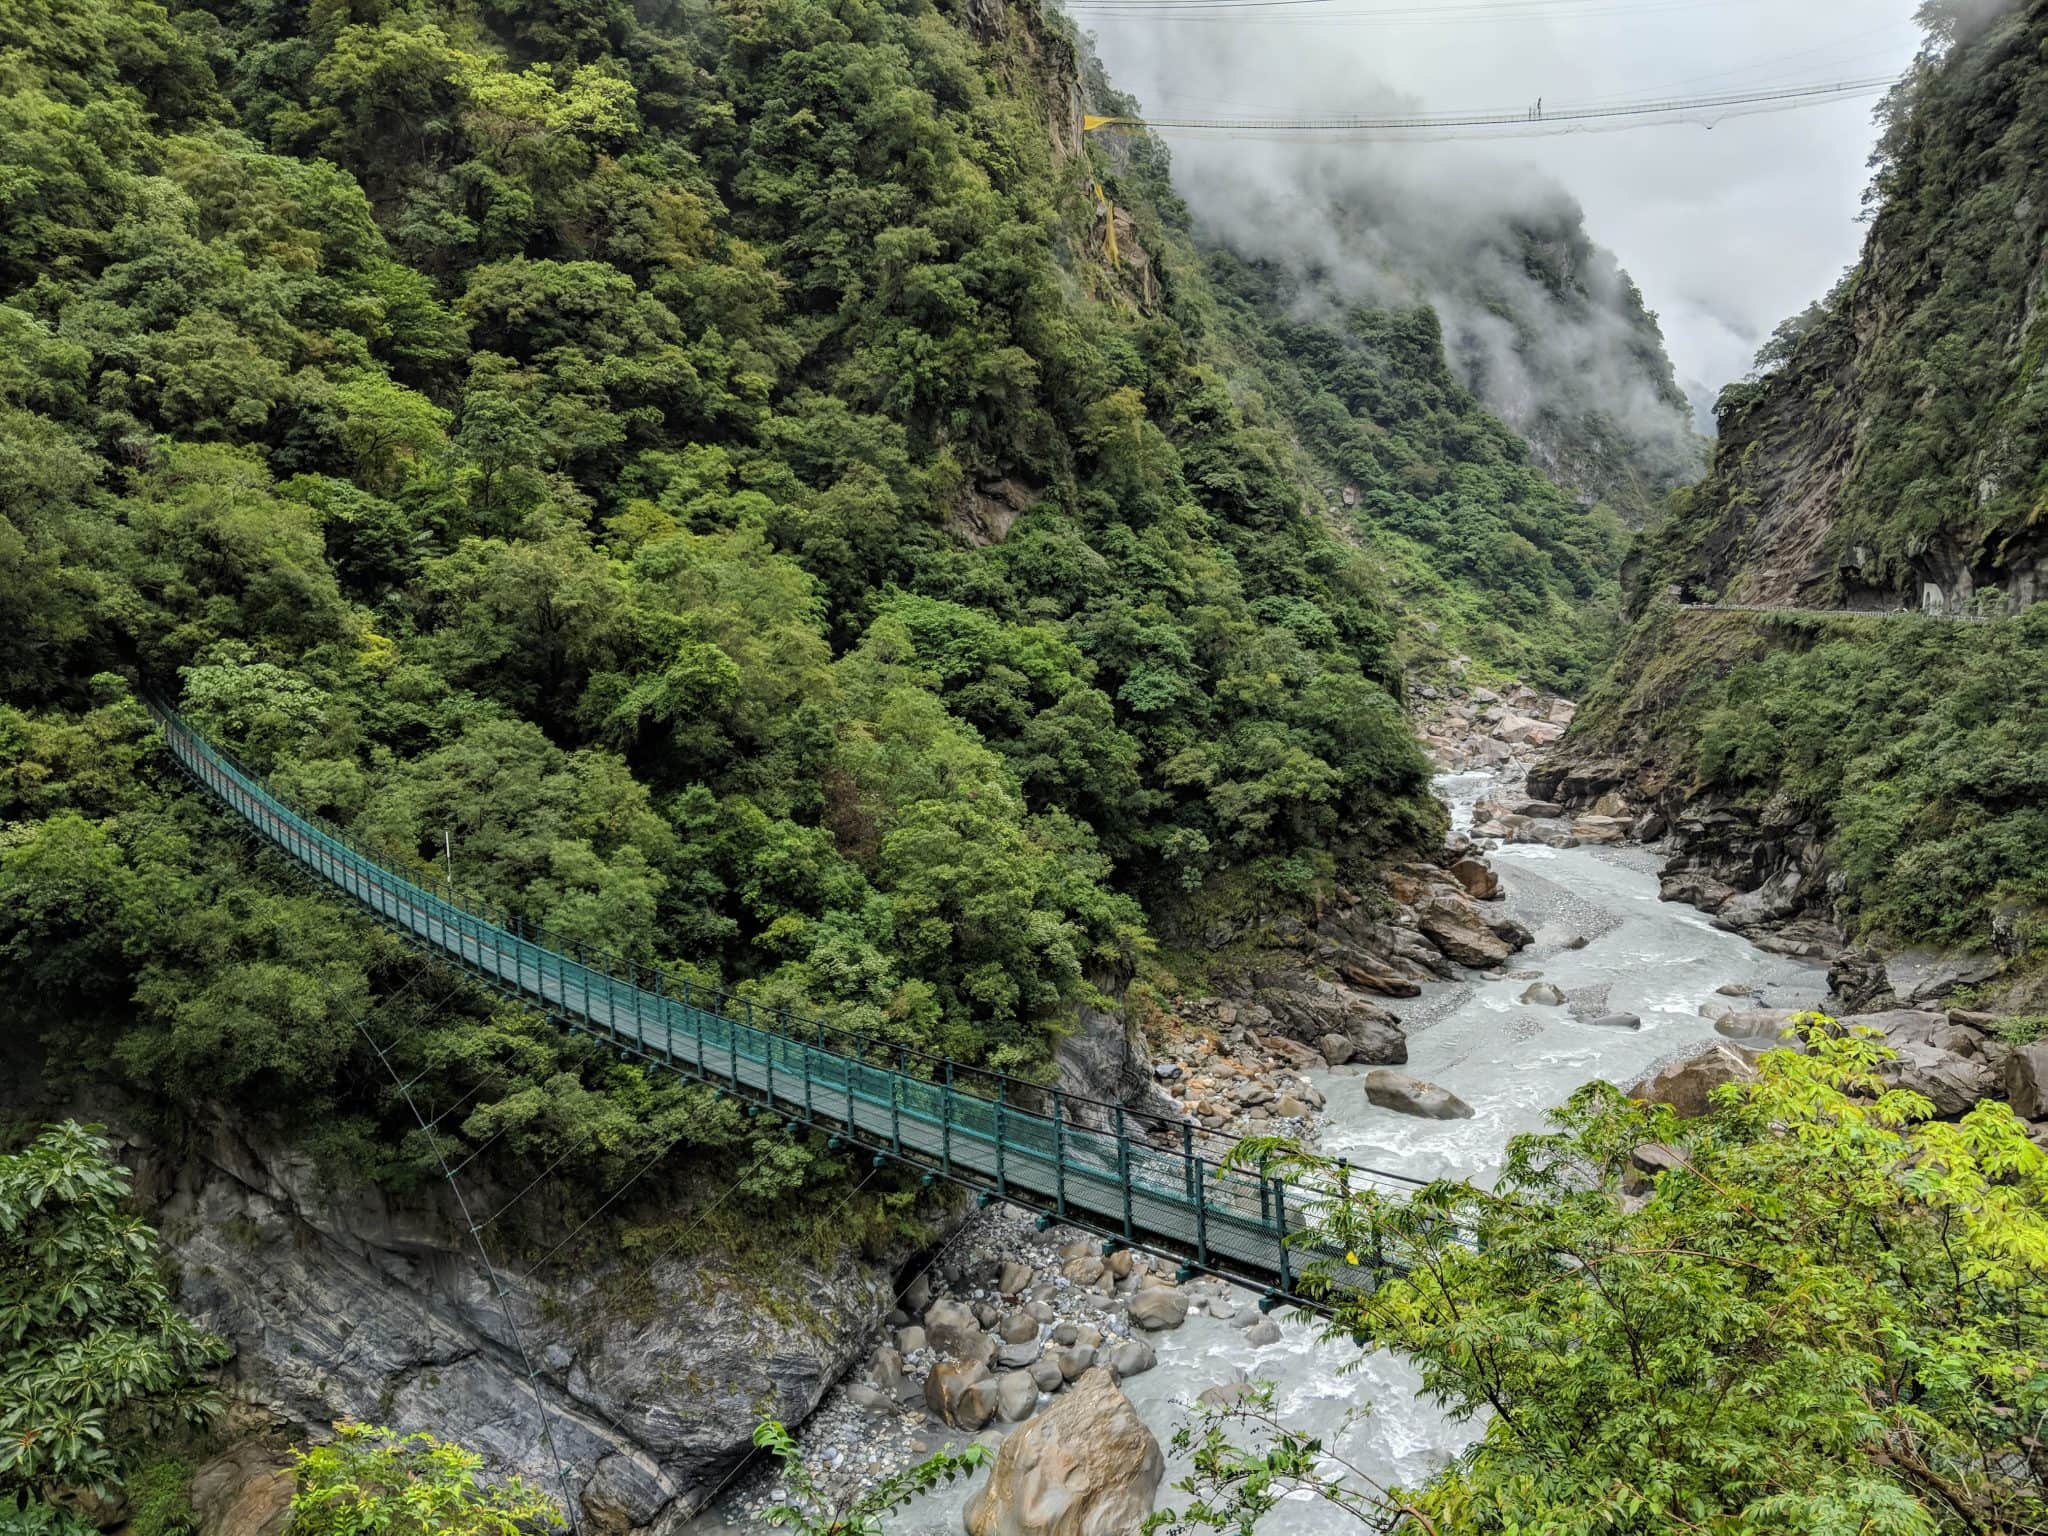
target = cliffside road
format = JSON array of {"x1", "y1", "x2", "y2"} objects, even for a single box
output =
[{"x1": 1676, "y1": 602, "x2": 2000, "y2": 625}]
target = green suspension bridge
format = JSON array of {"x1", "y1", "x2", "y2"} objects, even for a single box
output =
[{"x1": 151, "y1": 701, "x2": 1425, "y2": 1307}]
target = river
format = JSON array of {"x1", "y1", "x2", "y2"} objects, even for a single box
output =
[{"x1": 890, "y1": 769, "x2": 1828, "y2": 1533}]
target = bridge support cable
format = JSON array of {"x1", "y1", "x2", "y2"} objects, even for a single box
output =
[
  {"x1": 347, "y1": 1009, "x2": 586, "y2": 1531},
  {"x1": 1073, "y1": 76, "x2": 1901, "y2": 141},
  {"x1": 151, "y1": 699, "x2": 1421, "y2": 1306}
]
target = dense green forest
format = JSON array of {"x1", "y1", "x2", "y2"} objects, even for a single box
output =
[
  {"x1": 1567, "y1": 0, "x2": 2048, "y2": 973},
  {"x1": 0, "y1": 0, "x2": 1634, "y2": 1244}
]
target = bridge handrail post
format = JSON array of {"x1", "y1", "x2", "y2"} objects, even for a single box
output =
[
  {"x1": 1193, "y1": 1156, "x2": 1209, "y2": 1269},
  {"x1": 1115, "y1": 1105, "x2": 1133, "y2": 1241},
  {"x1": 994, "y1": 1080, "x2": 1008, "y2": 1199},
  {"x1": 1052, "y1": 1092, "x2": 1067, "y2": 1219},
  {"x1": 940, "y1": 1060, "x2": 954, "y2": 1177},
  {"x1": 1181, "y1": 1121, "x2": 1195, "y2": 1204},
  {"x1": 1274, "y1": 1176, "x2": 1292, "y2": 1294}
]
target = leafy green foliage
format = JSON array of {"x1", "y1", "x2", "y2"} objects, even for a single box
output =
[
  {"x1": 289, "y1": 1424, "x2": 561, "y2": 1536},
  {"x1": 1161, "y1": 1027, "x2": 2048, "y2": 1534},
  {"x1": 0, "y1": 0, "x2": 1623, "y2": 1244},
  {"x1": 1572, "y1": 604, "x2": 2048, "y2": 959},
  {"x1": 750, "y1": 1419, "x2": 989, "y2": 1536},
  {"x1": 0, "y1": 1123, "x2": 227, "y2": 1516}
]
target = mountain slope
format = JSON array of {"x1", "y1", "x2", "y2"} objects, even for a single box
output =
[
  {"x1": 0, "y1": 0, "x2": 1662, "y2": 1504},
  {"x1": 1170, "y1": 141, "x2": 1706, "y2": 526},
  {"x1": 1546, "y1": 0, "x2": 2048, "y2": 995}
]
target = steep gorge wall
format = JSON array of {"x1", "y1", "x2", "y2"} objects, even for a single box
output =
[
  {"x1": 1638, "y1": 0, "x2": 2048, "y2": 617},
  {"x1": 1537, "y1": 1, "x2": 2048, "y2": 1002}
]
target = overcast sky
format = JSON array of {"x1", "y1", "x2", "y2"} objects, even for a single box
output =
[{"x1": 1078, "y1": 0, "x2": 1927, "y2": 417}]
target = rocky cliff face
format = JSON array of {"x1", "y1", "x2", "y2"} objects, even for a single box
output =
[
  {"x1": 125, "y1": 1117, "x2": 902, "y2": 1533},
  {"x1": 1639, "y1": 1, "x2": 2048, "y2": 616},
  {"x1": 1535, "y1": 4, "x2": 2048, "y2": 1003}
]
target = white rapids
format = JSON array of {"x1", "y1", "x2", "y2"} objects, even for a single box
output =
[{"x1": 894, "y1": 770, "x2": 1827, "y2": 1533}]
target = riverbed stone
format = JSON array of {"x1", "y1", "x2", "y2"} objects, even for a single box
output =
[
  {"x1": 903, "y1": 1273, "x2": 932, "y2": 1317},
  {"x1": 1056, "y1": 1346, "x2": 1095, "y2": 1381},
  {"x1": 924, "y1": 1299, "x2": 989, "y2": 1362},
  {"x1": 999, "y1": 1312, "x2": 1038, "y2": 1344},
  {"x1": 999, "y1": 1260, "x2": 1035, "y2": 1296},
  {"x1": 1519, "y1": 981, "x2": 1565, "y2": 1006},
  {"x1": 1319, "y1": 1032, "x2": 1357, "y2": 1066},
  {"x1": 1107, "y1": 1338, "x2": 1155, "y2": 1378},
  {"x1": 896, "y1": 1325, "x2": 926, "y2": 1355},
  {"x1": 998, "y1": 1370, "x2": 1039, "y2": 1424},
  {"x1": 2005, "y1": 1043, "x2": 2048, "y2": 1120},
  {"x1": 927, "y1": 1360, "x2": 998, "y2": 1430},
  {"x1": 1448, "y1": 857, "x2": 1502, "y2": 901},
  {"x1": 964, "y1": 1368, "x2": 1164, "y2": 1536},
  {"x1": 1364, "y1": 1069, "x2": 1475, "y2": 1120},
  {"x1": 1030, "y1": 1358, "x2": 1064, "y2": 1392},
  {"x1": 1060, "y1": 1255, "x2": 1105, "y2": 1286},
  {"x1": 1714, "y1": 1008, "x2": 1798, "y2": 1041},
  {"x1": 1587, "y1": 1013, "x2": 1642, "y2": 1031},
  {"x1": 1126, "y1": 1287, "x2": 1189, "y2": 1331},
  {"x1": 1244, "y1": 1318, "x2": 1282, "y2": 1347},
  {"x1": 1415, "y1": 895, "x2": 1514, "y2": 967},
  {"x1": 1627, "y1": 1044, "x2": 1758, "y2": 1118}
]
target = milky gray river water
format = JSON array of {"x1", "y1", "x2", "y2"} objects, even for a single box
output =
[{"x1": 893, "y1": 771, "x2": 1828, "y2": 1533}]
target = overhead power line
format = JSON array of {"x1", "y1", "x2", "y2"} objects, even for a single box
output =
[
  {"x1": 1081, "y1": 75, "x2": 1901, "y2": 140},
  {"x1": 1066, "y1": 0, "x2": 1763, "y2": 22}
]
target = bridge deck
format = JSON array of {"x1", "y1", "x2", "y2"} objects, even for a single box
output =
[{"x1": 151, "y1": 705, "x2": 1411, "y2": 1303}]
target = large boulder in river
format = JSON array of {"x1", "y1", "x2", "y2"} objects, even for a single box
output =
[
  {"x1": 1414, "y1": 895, "x2": 1515, "y2": 968},
  {"x1": 2004, "y1": 1043, "x2": 2048, "y2": 1120},
  {"x1": 964, "y1": 1368, "x2": 1164, "y2": 1536},
  {"x1": 1126, "y1": 1287, "x2": 1189, "y2": 1331},
  {"x1": 927, "y1": 1359, "x2": 999, "y2": 1430},
  {"x1": 1246, "y1": 973, "x2": 1407, "y2": 1064},
  {"x1": 924, "y1": 1298, "x2": 991, "y2": 1362},
  {"x1": 1853, "y1": 1010, "x2": 2001, "y2": 1117},
  {"x1": 1364, "y1": 1069, "x2": 1474, "y2": 1120},
  {"x1": 1447, "y1": 857, "x2": 1502, "y2": 901},
  {"x1": 1713, "y1": 1009, "x2": 1800, "y2": 1041},
  {"x1": 1627, "y1": 1043, "x2": 1758, "y2": 1118}
]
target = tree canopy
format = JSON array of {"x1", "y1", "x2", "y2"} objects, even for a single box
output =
[{"x1": 1159, "y1": 1026, "x2": 2048, "y2": 1535}]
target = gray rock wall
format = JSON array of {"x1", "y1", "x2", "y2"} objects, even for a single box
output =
[{"x1": 128, "y1": 1120, "x2": 899, "y2": 1534}]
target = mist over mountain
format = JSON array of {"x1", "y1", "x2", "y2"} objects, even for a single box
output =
[{"x1": 1174, "y1": 140, "x2": 1707, "y2": 518}]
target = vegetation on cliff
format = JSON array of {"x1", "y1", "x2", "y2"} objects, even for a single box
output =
[
  {"x1": 1162, "y1": 1027, "x2": 2048, "y2": 1534},
  {"x1": 0, "y1": 0, "x2": 1641, "y2": 1223},
  {"x1": 1566, "y1": 0, "x2": 2048, "y2": 971},
  {"x1": 0, "y1": 1124, "x2": 227, "y2": 1533}
]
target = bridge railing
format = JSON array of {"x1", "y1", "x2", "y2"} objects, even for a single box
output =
[{"x1": 149, "y1": 698, "x2": 1429, "y2": 1298}]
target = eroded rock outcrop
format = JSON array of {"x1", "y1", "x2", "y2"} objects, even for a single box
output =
[
  {"x1": 137, "y1": 1121, "x2": 900, "y2": 1532},
  {"x1": 963, "y1": 1367, "x2": 1163, "y2": 1536}
]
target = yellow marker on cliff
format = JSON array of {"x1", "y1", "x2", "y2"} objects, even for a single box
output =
[
  {"x1": 1093, "y1": 181, "x2": 1120, "y2": 268},
  {"x1": 1084, "y1": 115, "x2": 1131, "y2": 270}
]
